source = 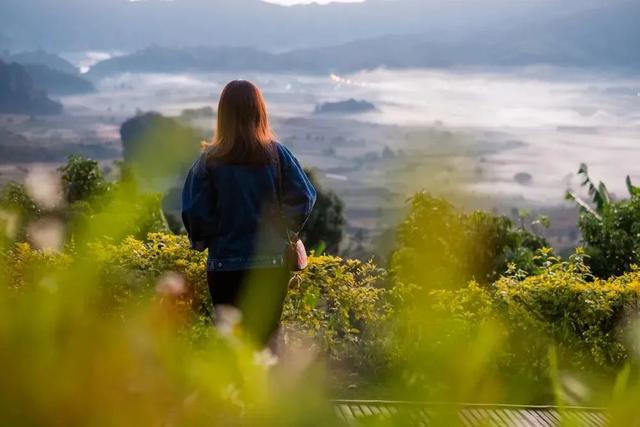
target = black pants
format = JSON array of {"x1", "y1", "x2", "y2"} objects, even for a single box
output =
[{"x1": 207, "y1": 267, "x2": 290, "y2": 347}]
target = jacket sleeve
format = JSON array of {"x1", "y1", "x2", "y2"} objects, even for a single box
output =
[
  {"x1": 278, "y1": 144, "x2": 317, "y2": 234},
  {"x1": 181, "y1": 154, "x2": 216, "y2": 251}
]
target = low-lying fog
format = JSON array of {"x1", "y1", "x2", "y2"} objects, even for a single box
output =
[{"x1": 61, "y1": 67, "x2": 640, "y2": 207}]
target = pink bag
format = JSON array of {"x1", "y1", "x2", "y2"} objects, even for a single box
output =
[{"x1": 285, "y1": 236, "x2": 308, "y2": 272}]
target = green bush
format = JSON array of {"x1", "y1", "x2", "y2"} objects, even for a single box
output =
[
  {"x1": 0, "y1": 182, "x2": 41, "y2": 241},
  {"x1": 6, "y1": 157, "x2": 640, "y2": 419},
  {"x1": 0, "y1": 239, "x2": 337, "y2": 426},
  {"x1": 10, "y1": 229, "x2": 640, "y2": 403},
  {"x1": 5, "y1": 233, "x2": 392, "y2": 367},
  {"x1": 59, "y1": 155, "x2": 107, "y2": 204},
  {"x1": 284, "y1": 255, "x2": 393, "y2": 378},
  {"x1": 56, "y1": 155, "x2": 171, "y2": 241},
  {"x1": 120, "y1": 112, "x2": 201, "y2": 190},
  {"x1": 400, "y1": 249, "x2": 640, "y2": 402},
  {"x1": 390, "y1": 193, "x2": 547, "y2": 290},
  {"x1": 300, "y1": 169, "x2": 346, "y2": 254},
  {"x1": 6, "y1": 228, "x2": 640, "y2": 412},
  {"x1": 492, "y1": 251, "x2": 636, "y2": 375},
  {"x1": 578, "y1": 196, "x2": 640, "y2": 278},
  {"x1": 567, "y1": 164, "x2": 640, "y2": 278}
]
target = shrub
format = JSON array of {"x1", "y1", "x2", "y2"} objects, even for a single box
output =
[
  {"x1": 299, "y1": 169, "x2": 345, "y2": 254},
  {"x1": 400, "y1": 249, "x2": 640, "y2": 403},
  {"x1": 5, "y1": 230, "x2": 640, "y2": 409},
  {"x1": 578, "y1": 196, "x2": 640, "y2": 278},
  {"x1": 390, "y1": 193, "x2": 547, "y2": 290},
  {"x1": 88, "y1": 233, "x2": 209, "y2": 314},
  {"x1": 284, "y1": 255, "x2": 393, "y2": 375},
  {"x1": 3, "y1": 242, "x2": 71, "y2": 292},
  {"x1": 567, "y1": 164, "x2": 640, "y2": 278},
  {"x1": 0, "y1": 182, "x2": 41, "y2": 241},
  {"x1": 59, "y1": 154, "x2": 107, "y2": 204},
  {"x1": 5, "y1": 233, "x2": 393, "y2": 368},
  {"x1": 120, "y1": 112, "x2": 201, "y2": 189},
  {"x1": 0, "y1": 239, "x2": 337, "y2": 427}
]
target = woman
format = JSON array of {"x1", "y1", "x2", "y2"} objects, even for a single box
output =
[{"x1": 182, "y1": 80, "x2": 316, "y2": 348}]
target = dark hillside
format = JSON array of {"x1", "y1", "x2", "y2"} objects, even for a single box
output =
[
  {"x1": 0, "y1": 60, "x2": 62, "y2": 115},
  {"x1": 23, "y1": 63, "x2": 95, "y2": 95},
  {"x1": 7, "y1": 50, "x2": 79, "y2": 74}
]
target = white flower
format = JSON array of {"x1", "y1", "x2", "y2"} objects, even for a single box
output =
[
  {"x1": 24, "y1": 166, "x2": 63, "y2": 209},
  {"x1": 155, "y1": 272, "x2": 187, "y2": 297}
]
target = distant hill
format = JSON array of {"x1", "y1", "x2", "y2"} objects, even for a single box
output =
[
  {"x1": 0, "y1": 128, "x2": 118, "y2": 163},
  {"x1": 23, "y1": 63, "x2": 95, "y2": 95},
  {"x1": 314, "y1": 99, "x2": 376, "y2": 115},
  {"x1": 7, "y1": 50, "x2": 79, "y2": 74},
  {"x1": 180, "y1": 106, "x2": 215, "y2": 121},
  {"x1": 0, "y1": 60, "x2": 62, "y2": 115},
  {"x1": 87, "y1": 45, "x2": 281, "y2": 78},
  {"x1": 500, "y1": 1, "x2": 640, "y2": 68},
  {"x1": 281, "y1": 1, "x2": 640, "y2": 72}
]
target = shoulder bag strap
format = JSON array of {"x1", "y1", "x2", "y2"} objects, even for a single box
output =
[{"x1": 273, "y1": 143, "x2": 294, "y2": 242}]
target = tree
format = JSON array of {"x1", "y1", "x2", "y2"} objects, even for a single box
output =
[
  {"x1": 58, "y1": 155, "x2": 107, "y2": 203},
  {"x1": 566, "y1": 164, "x2": 640, "y2": 278},
  {"x1": 299, "y1": 169, "x2": 345, "y2": 254},
  {"x1": 55, "y1": 155, "x2": 169, "y2": 241},
  {"x1": 565, "y1": 163, "x2": 610, "y2": 219},
  {"x1": 390, "y1": 193, "x2": 547, "y2": 289},
  {"x1": 120, "y1": 112, "x2": 201, "y2": 190}
]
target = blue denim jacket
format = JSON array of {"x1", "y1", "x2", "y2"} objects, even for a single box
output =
[{"x1": 182, "y1": 142, "x2": 316, "y2": 271}]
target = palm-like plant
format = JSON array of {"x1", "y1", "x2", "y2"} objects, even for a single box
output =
[{"x1": 565, "y1": 163, "x2": 615, "y2": 219}]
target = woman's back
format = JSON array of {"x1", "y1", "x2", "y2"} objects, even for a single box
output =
[
  {"x1": 181, "y1": 80, "x2": 316, "y2": 349},
  {"x1": 183, "y1": 141, "x2": 316, "y2": 271}
]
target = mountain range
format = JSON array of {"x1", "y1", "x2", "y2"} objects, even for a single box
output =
[
  {"x1": 0, "y1": 0, "x2": 614, "y2": 52},
  {"x1": 1, "y1": 0, "x2": 637, "y2": 76},
  {"x1": 283, "y1": 1, "x2": 640, "y2": 71},
  {"x1": 85, "y1": 1, "x2": 640, "y2": 76}
]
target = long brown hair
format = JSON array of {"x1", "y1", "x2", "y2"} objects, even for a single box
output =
[{"x1": 204, "y1": 80, "x2": 275, "y2": 165}]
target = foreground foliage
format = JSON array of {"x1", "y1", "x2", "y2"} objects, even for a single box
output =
[
  {"x1": 403, "y1": 249, "x2": 640, "y2": 404},
  {"x1": 0, "y1": 240, "x2": 337, "y2": 426},
  {"x1": 6, "y1": 233, "x2": 640, "y2": 409},
  {"x1": 5, "y1": 233, "x2": 393, "y2": 367},
  {"x1": 4, "y1": 157, "x2": 640, "y2": 424}
]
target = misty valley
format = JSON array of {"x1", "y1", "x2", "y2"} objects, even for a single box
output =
[
  {"x1": 1, "y1": 0, "x2": 639, "y2": 258},
  {"x1": 1, "y1": 58, "x2": 638, "y2": 257}
]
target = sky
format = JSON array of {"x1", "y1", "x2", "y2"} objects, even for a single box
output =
[
  {"x1": 125, "y1": 0, "x2": 366, "y2": 3},
  {"x1": 263, "y1": 0, "x2": 365, "y2": 5}
]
